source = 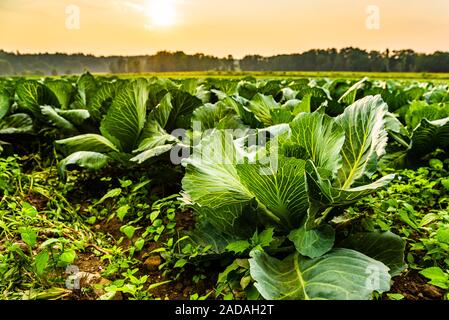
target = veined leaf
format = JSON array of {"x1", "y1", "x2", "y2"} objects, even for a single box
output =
[
  {"x1": 58, "y1": 151, "x2": 110, "y2": 180},
  {"x1": 237, "y1": 156, "x2": 309, "y2": 228},
  {"x1": 45, "y1": 79, "x2": 74, "y2": 110},
  {"x1": 335, "y1": 95, "x2": 388, "y2": 189},
  {"x1": 410, "y1": 117, "x2": 449, "y2": 157},
  {"x1": 227, "y1": 96, "x2": 263, "y2": 128},
  {"x1": 56, "y1": 134, "x2": 119, "y2": 154},
  {"x1": 183, "y1": 129, "x2": 309, "y2": 233},
  {"x1": 89, "y1": 82, "x2": 120, "y2": 120},
  {"x1": 249, "y1": 248, "x2": 390, "y2": 300},
  {"x1": 338, "y1": 77, "x2": 368, "y2": 105},
  {"x1": 338, "y1": 231, "x2": 406, "y2": 277},
  {"x1": 188, "y1": 221, "x2": 244, "y2": 255},
  {"x1": 288, "y1": 224, "x2": 335, "y2": 258},
  {"x1": 149, "y1": 93, "x2": 173, "y2": 128},
  {"x1": 100, "y1": 79, "x2": 149, "y2": 152},
  {"x1": 135, "y1": 121, "x2": 178, "y2": 153},
  {"x1": 306, "y1": 161, "x2": 394, "y2": 209},
  {"x1": 247, "y1": 93, "x2": 280, "y2": 126},
  {"x1": 0, "y1": 113, "x2": 34, "y2": 135},
  {"x1": 130, "y1": 144, "x2": 174, "y2": 164},
  {"x1": 270, "y1": 108, "x2": 293, "y2": 124},
  {"x1": 165, "y1": 90, "x2": 202, "y2": 131},
  {"x1": 16, "y1": 80, "x2": 59, "y2": 119},
  {"x1": 55, "y1": 109, "x2": 90, "y2": 126},
  {"x1": 16, "y1": 80, "x2": 46, "y2": 116},
  {"x1": 192, "y1": 203, "x2": 257, "y2": 239},
  {"x1": 75, "y1": 72, "x2": 97, "y2": 108},
  {"x1": 286, "y1": 112, "x2": 345, "y2": 177},
  {"x1": 182, "y1": 130, "x2": 252, "y2": 210},
  {"x1": 0, "y1": 91, "x2": 10, "y2": 120},
  {"x1": 40, "y1": 105, "x2": 76, "y2": 133},
  {"x1": 405, "y1": 100, "x2": 449, "y2": 129},
  {"x1": 192, "y1": 101, "x2": 242, "y2": 130}
]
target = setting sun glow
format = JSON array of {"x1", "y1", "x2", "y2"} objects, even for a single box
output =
[
  {"x1": 0, "y1": 0, "x2": 448, "y2": 57},
  {"x1": 145, "y1": 0, "x2": 176, "y2": 28}
]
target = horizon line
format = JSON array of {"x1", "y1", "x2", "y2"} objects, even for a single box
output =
[{"x1": 2, "y1": 47, "x2": 449, "y2": 59}]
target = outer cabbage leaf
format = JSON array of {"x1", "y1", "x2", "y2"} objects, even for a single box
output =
[
  {"x1": 56, "y1": 134, "x2": 119, "y2": 154},
  {"x1": 337, "y1": 77, "x2": 368, "y2": 105},
  {"x1": 410, "y1": 117, "x2": 449, "y2": 157},
  {"x1": 338, "y1": 231, "x2": 406, "y2": 277},
  {"x1": 192, "y1": 101, "x2": 243, "y2": 130},
  {"x1": 55, "y1": 109, "x2": 90, "y2": 126},
  {"x1": 88, "y1": 82, "x2": 120, "y2": 120},
  {"x1": 181, "y1": 130, "x2": 253, "y2": 210},
  {"x1": 165, "y1": 90, "x2": 202, "y2": 131},
  {"x1": 334, "y1": 95, "x2": 388, "y2": 189},
  {"x1": 58, "y1": 151, "x2": 110, "y2": 180},
  {"x1": 0, "y1": 91, "x2": 10, "y2": 120},
  {"x1": 40, "y1": 105, "x2": 77, "y2": 133},
  {"x1": 249, "y1": 248, "x2": 390, "y2": 300},
  {"x1": 130, "y1": 144, "x2": 174, "y2": 164},
  {"x1": 247, "y1": 93, "x2": 280, "y2": 126},
  {"x1": 44, "y1": 79, "x2": 74, "y2": 110},
  {"x1": 306, "y1": 161, "x2": 394, "y2": 209},
  {"x1": 285, "y1": 112, "x2": 345, "y2": 177},
  {"x1": 236, "y1": 157, "x2": 309, "y2": 229},
  {"x1": 100, "y1": 79, "x2": 149, "y2": 152},
  {"x1": 288, "y1": 224, "x2": 335, "y2": 258},
  {"x1": 16, "y1": 80, "x2": 54, "y2": 117},
  {"x1": 74, "y1": 72, "x2": 97, "y2": 108},
  {"x1": 0, "y1": 113, "x2": 34, "y2": 135}
]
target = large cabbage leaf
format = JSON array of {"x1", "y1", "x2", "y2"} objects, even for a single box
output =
[
  {"x1": 56, "y1": 134, "x2": 119, "y2": 154},
  {"x1": 284, "y1": 112, "x2": 345, "y2": 177},
  {"x1": 338, "y1": 231, "x2": 406, "y2": 277},
  {"x1": 44, "y1": 79, "x2": 74, "y2": 110},
  {"x1": 58, "y1": 151, "x2": 110, "y2": 180},
  {"x1": 249, "y1": 248, "x2": 390, "y2": 300},
  {"x1": 100, "y1": 79, "x2": 149, "y2": 152},
  {"x1": 410, "y1": 117, "x2": 449, "y2": 157},
  {"x1": 0, "y1": 113, "x2": 34, "y2": 135},
  {"x1": 0, "y1": 91, "x2": 11, "y2": 120},
  {"x1": 334, "y1": 95, "x2": 388, "y2": 189}
]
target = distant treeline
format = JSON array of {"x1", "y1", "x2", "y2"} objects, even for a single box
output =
[{"x1": 1, "y1": 48, "x2": 449, "y2": 76}]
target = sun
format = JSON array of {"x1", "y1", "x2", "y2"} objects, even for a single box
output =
[{"x1": 145, "y1": 0, "x2": 176, "y2": 28}]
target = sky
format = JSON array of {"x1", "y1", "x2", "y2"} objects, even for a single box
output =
[{"x1": 0, "y1": 0, "x2": 448, "y2": 58}]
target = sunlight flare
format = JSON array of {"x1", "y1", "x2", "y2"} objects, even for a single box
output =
[{"x1": 145, "y1": 0, "x2": 176, "y2": 28}]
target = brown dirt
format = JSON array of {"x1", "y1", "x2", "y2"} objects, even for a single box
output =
[
  {"x1": 386, "y1": 270, "x2": 445, "y2": 300},
  {"x1": 75, "y1": 252, "x2": 104, "y2": 274},
  {"x1": 176, "y1": 208, "x2": 195, "y2": 231},
  {"x1": 67, "y1": 252, "x2": 105, "y2": 300},
  {"x1": 142, "y1": 264, "x2": 218, "y2": 300},
  {"x1": 96, "y1": 217, "x2": 125, "y2": 240},
  {"x1": 25, "y1": 192, "x2": 48, "y2": 211}
]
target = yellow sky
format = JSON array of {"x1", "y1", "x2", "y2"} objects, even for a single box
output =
[{"x1": 0, "y1": 0, "x2": 448, "y2": 58}]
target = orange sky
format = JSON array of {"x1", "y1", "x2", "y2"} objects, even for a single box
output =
[{"x1": 0, "y1": 0, "x2": 448, "y2": 58}]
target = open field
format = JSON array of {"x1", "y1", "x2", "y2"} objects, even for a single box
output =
[
  {"x1": 112, "y1": 71, "x2": 449, "y2": 81},
  {"x1": 1, "y1": 74, "x2": 449, "y2": 301}
]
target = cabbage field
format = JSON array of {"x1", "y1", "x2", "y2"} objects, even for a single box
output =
[{"x1": 1, "y1": 73, "x2": 449, "y2": 300}]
